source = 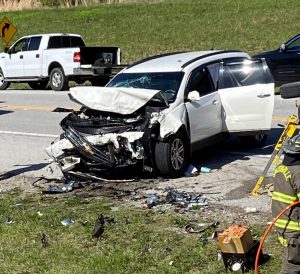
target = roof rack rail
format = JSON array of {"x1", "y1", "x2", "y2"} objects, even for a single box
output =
[
  {"x1": 181, "y1": 50, "x2": 242, "y2": 68},
  {"x1": 126, "y1": 51, "x2": 186, "y2": 69}
]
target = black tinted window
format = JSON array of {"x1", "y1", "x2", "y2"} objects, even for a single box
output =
[
  {"x1": 48, "y1": 36, "x2": 61, "y2": 48},
  {"x1": 48, "y1": 36, "x2": 84, "y2": 49},
  {"x1": 70, "y1": 36, "x2": 85, "y2": 47},
  {"x1": 287, "y1": 37, "x2": 300, "y2": 51},
  {"x1": 28, "y1": 36, "x2": 42, "y2": 51},
  {"x1": 62, "y1": 36, "x2": 71, "y2": 47},
  {"x1": 188, "y1": 68, "x2": 214, "y2": 96}
]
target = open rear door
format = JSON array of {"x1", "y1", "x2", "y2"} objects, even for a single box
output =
[{"x1": 218, "y1": 58, "x2": 274, "y2": 133}]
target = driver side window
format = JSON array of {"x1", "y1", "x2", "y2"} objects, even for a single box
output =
[
  {"x1": 12, "y1": 38, "x2": 29, "y2": 53},
  {"x1": 286, "y1": 37, "x2": 300, "y2": 51},
  {"x1": 187, "y1": 67, "x2": 214, "y2": 97}
]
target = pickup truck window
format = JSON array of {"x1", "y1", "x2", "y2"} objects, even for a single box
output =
[
  {"x1": 48, "y1": 36, "x2": 85, "y2": 49},
  {"x1": 11, "y1": 38, "x2": 29, "y2": 53},
  {"x1": 28, "y1": 36, "x2": 42, "y2": 51}
]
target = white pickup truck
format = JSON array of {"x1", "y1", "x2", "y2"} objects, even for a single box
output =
[{"x1": 0, "y1": 33, "x2": 122, "y2": 91}]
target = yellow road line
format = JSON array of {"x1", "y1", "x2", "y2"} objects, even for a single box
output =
[
  {"x1": 0, "y1": 104, "x2": 56, "y2": 111},
  {"x1": 0, "y1": 104, "x2": 80, "y2": 112},
  {"x1": 272, "y1": 116, "x2": 290, "y2": 122}
]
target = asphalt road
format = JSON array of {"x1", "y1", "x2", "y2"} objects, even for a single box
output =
[{"x1": 0, "y1": 88, "x2": 298, "y2": 184}]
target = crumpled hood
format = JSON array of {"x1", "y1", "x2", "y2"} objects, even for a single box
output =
[{"x1": 70, "y1": 86, "x2": 161, "y2": 115}]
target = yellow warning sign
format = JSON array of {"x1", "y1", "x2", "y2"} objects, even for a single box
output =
[{"x1": 0, "y1": 17, "x2": 17, "y2": 45}]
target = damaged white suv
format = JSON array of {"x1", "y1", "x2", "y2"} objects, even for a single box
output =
[{"x1": 46, "y1": 50, "x2": 274, "y2": 177}]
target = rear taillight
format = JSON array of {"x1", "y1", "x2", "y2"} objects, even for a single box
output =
[{"x1": 73, "y1": 52, "x2": 81, "y2": 63}]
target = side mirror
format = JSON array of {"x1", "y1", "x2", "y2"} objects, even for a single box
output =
[
  {"x1": 280, "y1": 43, "x2": 286, "y2": 52},
  {"x1": 187, "y1": 90, "x2": 200, "y2": 101},
  {"x1": 4, "y1": 47, "x2": 12, "y2": 54}
]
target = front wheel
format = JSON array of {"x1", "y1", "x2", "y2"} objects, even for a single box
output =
[
  {"x1": 0, "y1": 69, "x2": 10, "y2": 90},
  {"x1": 155, "y1": 131, "x2": 189, "y2": 177},
  {"x1": 28, "y1": 80, "x2": 48, "y2": 90},
  {"x1": 49, "y1": 67, "x2": 69, "y2": 91}
]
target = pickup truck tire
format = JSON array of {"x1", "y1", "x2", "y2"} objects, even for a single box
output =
[
  {"x1": 239, "y1": 133, "x2": 267, "y2": 147},
  {"x1": 50, "y1": 67, "x2": 68, "y2": 91},
  {"x1": 155, "y1": 131, "x2": 188, "y2": 177},
  {"x1": 0, "y1": 69, "x2": 10, "y2": 90},
  {"x1": 28, "y1": 80, "x2": 48, "y2": 90},
  {"x1": 280, "y1": 82, "x2": 300, "y2": 99}
]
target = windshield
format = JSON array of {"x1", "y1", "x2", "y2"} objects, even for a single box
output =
[{"x1": 107, "y1": 72, "x2": 184, "y2": 103}]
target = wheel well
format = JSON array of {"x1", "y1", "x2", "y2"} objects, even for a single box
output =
[{"x1": 48, "y1": 62, "x2": 63, "y2": 76}]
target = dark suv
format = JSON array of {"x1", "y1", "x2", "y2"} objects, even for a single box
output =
[{"x1": 253, "y1": 34, "x2": 300, "y2": 86}]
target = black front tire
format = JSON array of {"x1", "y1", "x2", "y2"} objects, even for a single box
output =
[
  {"x1": 28, "y1": 80, "x2": 48, "y2": 90},
  {"x1": 0, "y1": 68, "x2": 10, "y2": 90},
  {"x1": 155, "y1": 131, "x2": 189, "y2": 177},
  {"x1": 280, "y1": 82, "x2": 300, "y2": 99},
  {"x1": 49, "y1": 67, "x2": 69, "y2": 91}
]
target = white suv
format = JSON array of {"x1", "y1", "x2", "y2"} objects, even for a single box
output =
[{"x1": 46, "y1": 50, "x2": 274, "y2": 177}]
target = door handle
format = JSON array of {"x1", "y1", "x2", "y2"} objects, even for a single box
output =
[
  {"x1": 36, "y1": 54, "x2": 40, "y2": 58},
  {"x1": 257, "y1": 93, "x2": 271, "y2": 98},
  {"x1": 212, "y1": 100, "x2": 219, "y2": 105},
  {"x1": 20, "y1": 55, "x2": 23, "y2": 59}
]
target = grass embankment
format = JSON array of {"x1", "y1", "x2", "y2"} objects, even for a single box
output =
[
  {"x1": 0, "y1": 189, "x2": 282, "y2": 273},
  {"x1": 0, "y1": 0, "x2": 300, "y2": 63}
]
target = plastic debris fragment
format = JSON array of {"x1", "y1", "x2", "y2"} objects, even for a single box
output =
[
  {"x1": 61, "y1": 218, "x2": 74, "y2": 226},
  {"x1": 4, "y1": 217, "x2": 15, "y2": 225},
  {"x1": 200, "y1": 166, "x2": 211, "y2": 173},
  {"x1": 146, "y1": 194, "x2": 159, "y2": 208},
  {"x1": 92, "y1": 214, "x2": 105, "y2": 238},
  {"x1": 165, "y1": 187, "x2": 208, "y2": 208},
  {"x1": 245, "y1": 207, "x2": 258, "y2": 213}
]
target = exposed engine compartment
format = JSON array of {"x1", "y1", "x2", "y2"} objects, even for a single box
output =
[{"x1": 46, "y1": 105, "x2": 161, "y2": 175}]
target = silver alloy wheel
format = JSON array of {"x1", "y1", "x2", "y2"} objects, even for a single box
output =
[
  {"x1": 0, "y1": 72, "x2": 4, "y2": 86},
  {"x1": 170, "y1": 138, "x2": 184, "y2": 170},
  {"x1": 52, "y1": 71, "x2": 62, "y2": 88}
]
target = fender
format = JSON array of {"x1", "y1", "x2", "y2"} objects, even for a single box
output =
[{"x1": 43, "y1": 48, "x2": 80, "y2": 76}]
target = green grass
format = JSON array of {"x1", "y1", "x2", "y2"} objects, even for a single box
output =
[
  {"x1": 0, "y1": 188, "x2": 283, "y2": 274},
  {"x1": 1, "y1": 0, "x2": 300, "y2": 63}
]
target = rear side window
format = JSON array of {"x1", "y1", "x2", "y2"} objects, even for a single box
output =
[
  {"x1": 28, "y1": 36, "x2": 42, "y2": 51},
  {"x1": 219, "y1": 58, "x2": 273, "y2": 89},
  {"x1": 62, "y1": 36, "x2": 71, "y2": 47},
  {"x1": 48, "y1": 36, "x2": 61, "y2": 49},
  {"x1": 70, "y1": 36, "x2": 85, "y2": 47},
  {"x1": 48, "y1": 36, "x2": 85, "y2": 49}
]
